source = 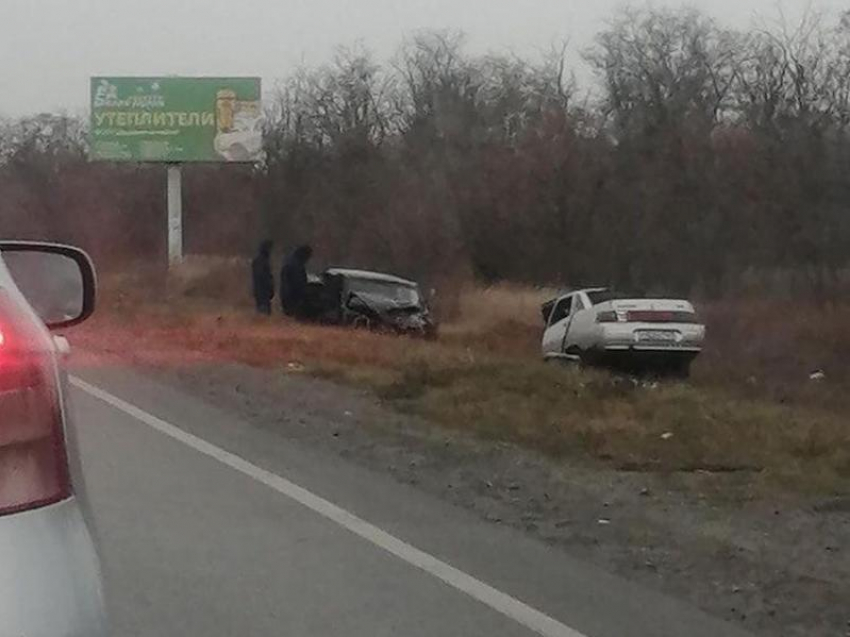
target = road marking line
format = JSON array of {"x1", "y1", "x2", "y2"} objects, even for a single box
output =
[{"x1": 71, "y1": 375, "x2": 588, "y2": 637}]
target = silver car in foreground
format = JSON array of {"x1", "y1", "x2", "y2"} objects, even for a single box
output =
[
  {"x1": 542, "y1": 287, "x2": 706, "y2": 376},
  {"x1": 0, "y1": 241, "x2": 108, "y2": 637}
]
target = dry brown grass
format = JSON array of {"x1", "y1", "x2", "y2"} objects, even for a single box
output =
[
  {"x1": 453, "y1": 285, "x2": 554, "y2": 330},
  {"x1": 74, "y1": 260, "x2": 850, "y2": 496},
  {"x1": 695, "y1": 300, "x2": 850, "y2": 413},
  {"x1": 437, "y1": 285, "x2": 555, "y2": 357}
]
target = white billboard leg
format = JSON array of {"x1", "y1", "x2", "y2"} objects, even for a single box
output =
[{"x1": 167, "y1": 164, "x2": 183, "y2": 267}]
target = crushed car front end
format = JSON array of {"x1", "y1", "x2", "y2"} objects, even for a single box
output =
[
  {"x1": 346, "y1": 292, "x2": 437, "y2": 338},
  {"x1": 329, "y1": 270, "x2": 437, "y2": 338}
]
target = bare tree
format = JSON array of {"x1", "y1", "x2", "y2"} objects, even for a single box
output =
[
  {"x1": 476, "y1": 42, "x2": 576, "y2": 144},
  {"x1": 305, "y1": 44, "x2": 393, "y2": 149},
  {"x1": 393, "y1": 30, "x2": 482, "y2": 143},
  {"x1": 5, "y1": 12, "x2": 850, "y2": 299},
  {"x1": 586, "y1": 7, "x2": 739, "y2": 138},
  {"x1": 732, "y1": 8, "x2": 850, "y2": 134}
]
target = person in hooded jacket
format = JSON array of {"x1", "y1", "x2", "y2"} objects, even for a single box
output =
[
  {"x1": 280, "y1": 244, "x2": 313, "y2": 319},
  {"x1": 251, "y1": 240, "x2": 274, "y2": 315}
]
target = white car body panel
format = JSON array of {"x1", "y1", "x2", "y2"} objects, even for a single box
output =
[{"x1": 0, "y1": 499, "x2": 108, "y2": 637}]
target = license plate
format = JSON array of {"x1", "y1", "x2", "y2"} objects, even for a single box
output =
[{"x1": 636, "y1": 330, "x2": 677, "y2": 343}]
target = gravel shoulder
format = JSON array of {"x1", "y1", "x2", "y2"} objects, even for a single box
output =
[{"x1": 77, "y1": 350, "x2": 849, "y2": 637}]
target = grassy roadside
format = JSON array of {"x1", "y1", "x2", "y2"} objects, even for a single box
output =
[
  {"x1": 72, "y1": 268, "x2": 850, "y2": 497},
  {"x1": 312, "y1": 349, "x2": 850, "y2": 495}
]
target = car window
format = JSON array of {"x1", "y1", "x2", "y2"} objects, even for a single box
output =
[
  {"x1": 550, "y1": 296, "x2": 572, "y2": 324},
  {"x1": 587, "y1": 289, "x2": 631, "y2": 305},
  {"x1": 573, "y1": 294, "x2": 587, "y2": 312}
]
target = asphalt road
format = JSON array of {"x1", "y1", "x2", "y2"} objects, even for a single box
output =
[{"x1": 70, "y1": 365, "x2": 754, "y2": 637}]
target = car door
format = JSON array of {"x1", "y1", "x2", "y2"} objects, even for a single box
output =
[
  {"x1": 563, "y1": 292, "x2": 591, "y2": 353},
  {"x1": 542, "y1": 294, "x2": 573, "y2": 358}
]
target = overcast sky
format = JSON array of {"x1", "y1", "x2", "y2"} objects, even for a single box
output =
[{"x1": 1, "y1": 0, "x2": 844, "y2": 117}]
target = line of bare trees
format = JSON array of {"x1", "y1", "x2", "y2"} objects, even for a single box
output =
[{"x1": 3, "y1": 6, "x2": 850, "y2": 298}]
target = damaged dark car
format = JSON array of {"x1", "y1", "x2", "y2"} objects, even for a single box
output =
[{"x1": 303, "y1": 268, "x2": 437, "y2": 338}]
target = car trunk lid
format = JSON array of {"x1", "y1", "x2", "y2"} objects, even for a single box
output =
[{"x1": 602, "y1": 299, "x2": 699, "y2": 324}]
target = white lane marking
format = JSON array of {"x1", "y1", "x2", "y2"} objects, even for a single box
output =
[{"x1": 71, "y1": 375, "x2": 588, "y2": 637}]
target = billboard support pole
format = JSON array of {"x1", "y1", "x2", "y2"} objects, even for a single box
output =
[{"x1": 167, "y1": 163, "x2": 183, "y2": 268}]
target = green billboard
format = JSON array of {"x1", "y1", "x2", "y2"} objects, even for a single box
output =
[{"x1": 89, "y1": 77, "x2": 262, "y2": 163}]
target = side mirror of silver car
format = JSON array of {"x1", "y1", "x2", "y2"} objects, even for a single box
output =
[{"x1": 0, "y1": 242, "x2": 97, "y2": 329}]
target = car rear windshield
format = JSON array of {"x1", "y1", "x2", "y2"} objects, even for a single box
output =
[{"x1": 587, "y1": 290, "x2": 632, "y2": 305}]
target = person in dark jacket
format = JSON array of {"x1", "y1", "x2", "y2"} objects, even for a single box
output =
[
  {"x1": 251, "y1": 240, "x2": 275, "y2": 315},
  {"x1": 280, "y1": 244, "x2": 313, "y2": 319}
]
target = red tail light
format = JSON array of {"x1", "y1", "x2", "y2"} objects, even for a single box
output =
[
  {"x1": 626, "y1": 310, "x2": 699, "y2": 324},
  {"x1": 628, "y1": 310, "x2": 672, "y2": 322},
  {"x1": 0, "y1": 292, "x2": 70, "y2": 517}
]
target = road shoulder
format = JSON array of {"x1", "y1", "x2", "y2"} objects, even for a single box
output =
[{"x1": 72, "y1": 356, "x2": 847, "y2": 637}]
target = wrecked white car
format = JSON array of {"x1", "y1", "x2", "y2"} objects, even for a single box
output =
[{"x1": 541, "y1": 288, "x2": 705, "y2": 376}]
